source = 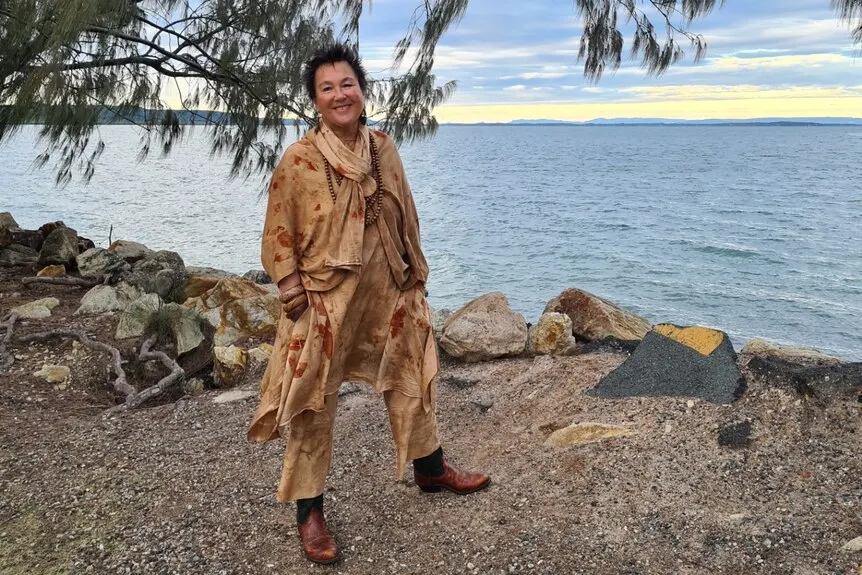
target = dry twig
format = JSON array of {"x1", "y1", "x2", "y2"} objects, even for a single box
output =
[
  {"x1": 17, "y1": 329, "x2": 135, "y2": 398},
  {"x1": 107, "y1": 335, "x2": 185, "y2": 414},
  {"x1": 0, "y1": 313, "x2": 18, "y2": 372},
  {"x1": 22, "y1": 276, "x2": 100, "y2": 288}
]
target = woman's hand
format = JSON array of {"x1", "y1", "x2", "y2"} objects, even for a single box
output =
[{"x1": 278, "y1": 275, "x2": 309, "y2": 322}]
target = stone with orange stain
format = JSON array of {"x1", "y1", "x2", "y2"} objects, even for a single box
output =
[
  {"x1": 185, "y1": 277, "x2": 280, "y2": 346},
  {"x1": 528, "y1": 312, "x2": 578, "y2": 356},
  {"x1": 545, "y1": 287, "x2": 651, "y2": 342},
  {"x1": 214, "y1": 345, "x2": 249, "y2": 388},
  {"x1": 36, "y1": 264, "x2": 65, "y2": 278}
]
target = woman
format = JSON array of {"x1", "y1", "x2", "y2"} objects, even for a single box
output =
[{"x1": 247, "y1": 43, "x2": 490, "y2": 565}]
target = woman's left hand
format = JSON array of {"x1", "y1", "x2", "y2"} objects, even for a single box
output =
[{"x1": 279, "y1": 284, "x2": 309, "y2": 322}]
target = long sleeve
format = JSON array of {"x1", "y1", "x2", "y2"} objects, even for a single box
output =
[{"x1": 261, "y1": 160, "x2": 299, "y2": 285}]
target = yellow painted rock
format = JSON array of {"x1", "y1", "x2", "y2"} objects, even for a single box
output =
[{"x1": 655, "y1": 324, "x2": 724, "y2": 356}]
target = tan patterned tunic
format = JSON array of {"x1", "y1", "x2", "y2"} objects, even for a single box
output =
[{"x1": 247, "y1": 129, "x2": 439, "y2": 445}]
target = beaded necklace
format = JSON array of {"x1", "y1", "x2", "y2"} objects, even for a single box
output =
[{"x1": 322, "y1": 134, "x2": 385, "y2": 226}]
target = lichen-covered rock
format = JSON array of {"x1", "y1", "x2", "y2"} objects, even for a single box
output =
[
  {"x1": 544, "y1": 288, "x2": 651, "y2": 342},
  {"x1": 107, "y1": 240, "x2": 154, "y2": 263},
  {"x1": 185, "y1": 278, "x2": 280, "y2": 347},
  {"x1": 33, "y1": 364, "x2": 71, "y2": 384},
  {"x1": 37, "y1": 226, "x2": 79, "y2": 267},
  {"x1": 183, "y1": 267, "x2": 238, "y2": 300},
  {"x1": 115, "y1": 294, "x2": 162, "y2": 339},
  {"x1": 161, "y1": 303, "x2": 206, "y2": 355},
  {"x1": 213, "y1": 345, "x2": 249, "y2": 388},
  {"x1": 528, "y1": 312, "x2": 578, "y2": 356},
  {"x1": 11, "y1": 297, "x2": 60, "y2": 319},
  {"x1": 76, "y1": 248, "x2": 131, "y2": 279},
  {"x1": 75, "y1": 282, "x2": 143, "y2": 316},
  {"x1": 440, "y1": 292, "x2": 528, "y2": 362},
  {"x1": 249, "y1": 343, "x2": 273, "y2": 364},
  {"x1": 124, "y1": 250, "x2": 188, "y2": 300}
]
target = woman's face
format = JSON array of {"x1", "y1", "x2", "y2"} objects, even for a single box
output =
[{"x1": 314, "y1": 61, "x2": 364, "y2": 133}]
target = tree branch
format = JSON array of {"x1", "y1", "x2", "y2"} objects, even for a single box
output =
[
  {"x1": 22, "y1": 276, "x2": 101, "y2": 288},
  {"x1": 107, "y1": 334, "x2": 185, "y2": 413},
  {"x1": 0, "y1": 313, "x2": 18, "y2": 373},
  {"x1": 16, "y1": 329, "x2": 135, "y2": 399}
]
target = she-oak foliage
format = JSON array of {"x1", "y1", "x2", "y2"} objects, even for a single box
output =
[{"x1": 0, "y1": 0, "x2": 859, "y2": 184}]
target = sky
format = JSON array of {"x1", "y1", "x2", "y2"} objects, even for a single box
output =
[{"x1": 357, "y1": 0, "x2": 862, "y2": 123}]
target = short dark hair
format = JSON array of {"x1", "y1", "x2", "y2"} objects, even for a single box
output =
[{"x1": 302, "y1": 43, "x2": 369, "y2": 101}]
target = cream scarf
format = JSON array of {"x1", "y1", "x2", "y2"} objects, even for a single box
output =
[{"x1": 307, "y1": 121, "x2": 376, "y2": 272}]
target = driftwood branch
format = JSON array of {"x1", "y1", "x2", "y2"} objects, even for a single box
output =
[
  {"x1": 107, "y1": 335, "x2": 185, "y2": 414},
  {"x1": 0, "y1": 313, "x2": 18, "y2": 372},
  {"x1": 22, "y1": 276, "x2": 101, "y2": 288},
  {"x1": 17, "y1": 329, "x2": 135, "y2": 398}
]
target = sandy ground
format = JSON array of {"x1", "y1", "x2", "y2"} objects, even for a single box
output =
[{"x1": 1, "y1": 265, "x2": 861, "y2": 575}]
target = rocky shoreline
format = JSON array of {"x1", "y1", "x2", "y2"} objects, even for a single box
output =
[{"x1": 2, "y1": 212, "x2": 861, "y2": 574}]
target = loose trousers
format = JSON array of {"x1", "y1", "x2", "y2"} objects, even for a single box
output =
[{"x1": 276, "y1": 389, "x2": 440, "y2": 502}]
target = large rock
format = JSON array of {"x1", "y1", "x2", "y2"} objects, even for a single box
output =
[
  {"x1": 186, "y1": 278, "x2": 280, "y2": 347},
  {"x1": 124, "y1": 250, "x2": 188, "y2": 300},
  {"x1": 430, "y1": 307, "x2": 452, "y2": 344},
  {"x1": 741, "y1": 338, "x2": 844, "y2": 366},
  {"x1": 107, "y1": 240, "x2": 154, "y2": 263},
  {"x1": 213, "y1": 345, "x2": 249, "y2": 388},
  {"x1": 242, "y1": 269, "x2": 272, "y2": 285},
  {"x1": 0, "y1": 244, "x2": 39, "y2": 266},
  {"x1": 528, "y1": 312, "x2": 578, "y2": 356},
  {"x1": 544, "y1": 288, "x2": 651, "y2": 342},
  {"x1": 37, "y1": 226, "x2": 79, "y2": 267},
  {"x1": 76, "y1": 248, "x2": 131, "y2": 279},
  {"x1": 8, "y1": 229, "x2": 43, "y2": 251},
  {"x1": 75, "y1": 282, "x2": 144, "y2": 315},
  {"x1": 115, "y1": 294, "x2": 162, "y2": 339},
  {"x1": 0, "y1": 212, "x2": 18, "y2": 231},
  {"x1": 12, "y1": 297, "x2": 61, "y2": 319},
  {"x1": 0, "y1": 213, "x2": 19, "y2": 246},
  {"x1": 161, "y1": 303, "x2": 206, "y2": 355},
  {"x1": 440, "y1": 292, "x2": 528, "y2": 362},
  {"x1": 183, "y1": 267, "x2": 238, "y2": 300},
  {"x1": 587, "y1": 324, "x2": 747, "y2": 404}
]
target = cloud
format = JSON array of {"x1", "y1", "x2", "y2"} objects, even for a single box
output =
[{"x1": 617, "y1": 83, "x2": 862, "y2": 101}]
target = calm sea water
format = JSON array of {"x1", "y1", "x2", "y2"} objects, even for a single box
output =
[{"x1": 2, "y1": 125, "x2": 860, "y2": 360}]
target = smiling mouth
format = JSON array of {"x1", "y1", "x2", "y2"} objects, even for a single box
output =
[{"x1": 334, "y1": 104, "x2": 350, "y2": 112}]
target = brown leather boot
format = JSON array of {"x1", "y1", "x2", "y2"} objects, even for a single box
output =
[
  {"x1": 414, "y1": 461, "x2": 491, "y2": 494},
  {"x1": 297, "y1": 507, "x2": 340, "y2": 564}
]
